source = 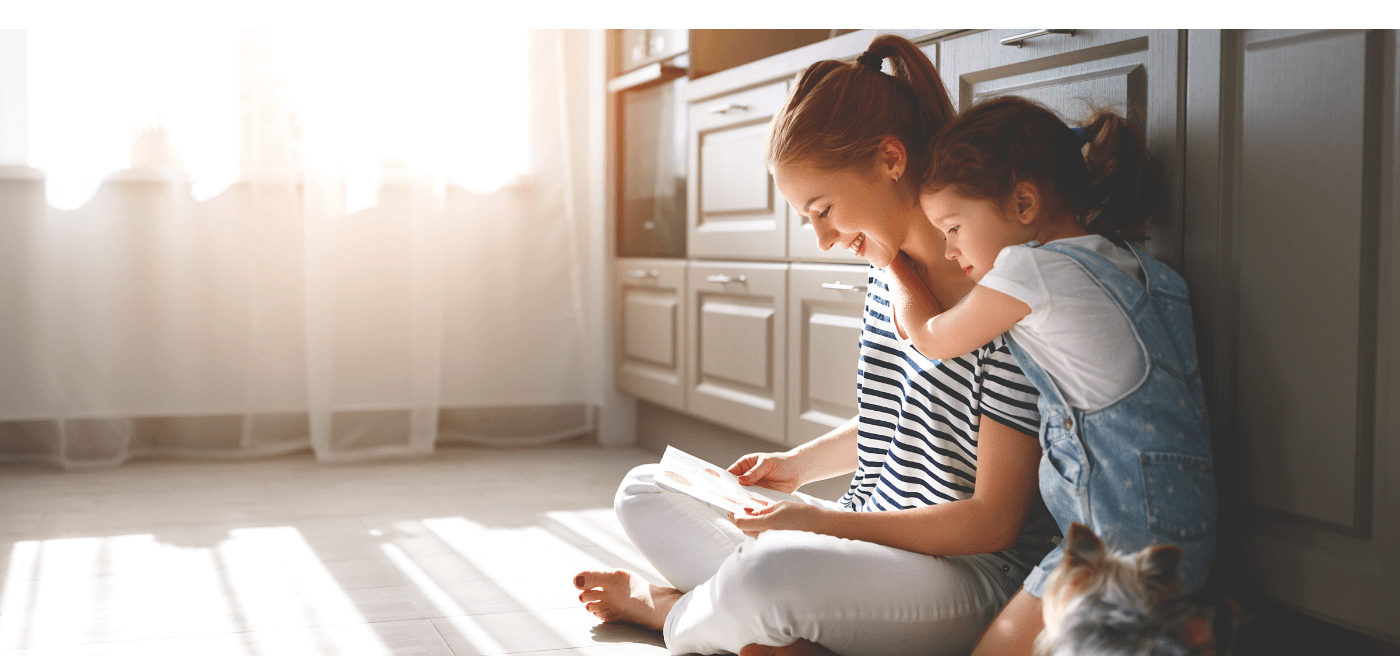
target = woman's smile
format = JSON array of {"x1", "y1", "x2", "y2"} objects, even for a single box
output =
[{"x1": 847, "y1": 233, "x2": 866, "y2": 257}]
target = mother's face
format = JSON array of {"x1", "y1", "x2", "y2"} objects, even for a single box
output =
[{"x1": 773, "y1": 159, "x2": 913, "y2": 270}]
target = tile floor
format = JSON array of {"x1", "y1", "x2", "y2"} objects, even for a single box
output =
[{"x1": 0, "y1": 443, "x2": 672, "y2": 655}]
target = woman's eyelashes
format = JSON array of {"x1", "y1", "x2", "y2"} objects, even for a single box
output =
[{"x1": 817, "y1": 206, "x2": 831, "y2": 220}]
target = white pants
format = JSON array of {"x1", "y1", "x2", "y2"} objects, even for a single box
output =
[{"x1": 615, "y1": 465, "x2": 1027, "y2": 656}]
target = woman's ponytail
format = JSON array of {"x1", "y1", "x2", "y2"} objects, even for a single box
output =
[
  {"x1": 767, "y1": 34, "x2": 954, "y2": 186},
  {"x1": 923, "y1": 95, "x2": 1165, "y2": 243}
]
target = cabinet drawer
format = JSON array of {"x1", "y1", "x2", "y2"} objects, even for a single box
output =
[
  {"x1": 616, "y1": 258, "x2": 687, "y2": 411},
  {"x1": 685, "y1": 260, "x2": 788, "y2": 442},
  {"x1": 688, "y1": 81, "x2": 791, "y2": 260},
  {"x1": 786, "y1": 263, "x2": 869, "y2": 446}
]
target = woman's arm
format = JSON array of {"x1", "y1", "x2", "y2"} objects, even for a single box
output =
[
  {"x1": 888, "y1": 255, "x2": 1032, "y2": 360},
  {"x1": 728, "y1": 414, "x2": 860, "y2": 494},
  {"x1": 731, "y1": 416, "x2": 1041, "y2": 556}
]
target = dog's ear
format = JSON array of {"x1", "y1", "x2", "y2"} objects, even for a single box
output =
[
  {"x1": 1063, "y1": 523, "x2": 1105, "y2": 566},
  {"x1": 1141, "y1": 545, "x2": 1183, "y2": 588}
]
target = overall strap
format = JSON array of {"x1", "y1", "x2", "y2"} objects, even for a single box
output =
[{"x1": 1037, "y1": 240, "x2": 1149, "y2": 314}]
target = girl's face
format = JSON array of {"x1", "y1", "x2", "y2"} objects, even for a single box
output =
[
  {"x1": 919, "y1": 187, "x2": 1030, "y2": 282},
  {"x1": 773, "y1": 159, "x2": 911, "y2": 269}
]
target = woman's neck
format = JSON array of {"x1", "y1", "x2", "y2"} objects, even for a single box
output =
[{"x1": 899, "y1": 212, "x2": 975, "y2": 310}]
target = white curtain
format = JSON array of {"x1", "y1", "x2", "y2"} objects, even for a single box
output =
[{"x1": 0, "y1": 29, "x2": 601, "y2": 468}]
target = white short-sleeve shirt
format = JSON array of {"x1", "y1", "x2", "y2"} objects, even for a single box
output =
[{"x1": 977, "y1": 235, "x2": 1147, "y2": 411}]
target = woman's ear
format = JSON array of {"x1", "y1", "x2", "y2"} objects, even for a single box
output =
[{"x1": 877, "y1": 137, "x2": 907, "y2": 182}]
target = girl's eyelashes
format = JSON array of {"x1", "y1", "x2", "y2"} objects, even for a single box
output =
[
  {"x1": 947, "y1": 225, "x2": 959, "y2": 234},
  {"x1": 818, "y1": 206, "x2": 831, "y2": 220}
]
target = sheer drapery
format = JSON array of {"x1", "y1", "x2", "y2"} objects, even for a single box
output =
[{"x1": 0, "y1": 29, "x2": 601, "y2": 468}]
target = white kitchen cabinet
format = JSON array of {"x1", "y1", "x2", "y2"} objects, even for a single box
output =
[
  {"x1": 1184, "y1": 29, "x2": 1400, "y2": 644},
  {"x1": 688, "y1": 81, "x2": 791, "y2": 260},
  {"x1": 686, "y1": 261, "x2": 788, "y2": 442},
  {"x1": 616, "y1": 258, "x2": 688, "y2": 412},
  {"x1": 785, "y1": 263, "x2": 868, "y2": 446},
  {"x1": 939, "y1": 29, "x2": 1185, "y2": 270}
]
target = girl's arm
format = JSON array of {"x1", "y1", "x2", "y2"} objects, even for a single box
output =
[
  {"x1": 888, "y1": 255, "x2": 1032, "y2": 361},
  {"x1": 731, "y1": 416, "x2": 1041, "y2": 556}
]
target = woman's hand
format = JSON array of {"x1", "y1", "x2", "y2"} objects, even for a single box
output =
[
  {"x1": 729, "y1": 501, "x2": 831, "y2": 538},
  {"x1": 727, "y1": 452, "x2": 805, "y2": 494}
]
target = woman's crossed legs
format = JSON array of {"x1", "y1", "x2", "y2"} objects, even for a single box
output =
[{"x1": 575, "y1": 465, "x2": 1021, "y2": 656}]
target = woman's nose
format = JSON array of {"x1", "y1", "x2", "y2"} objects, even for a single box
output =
[{"x1": 813, "y1": 222, "x2": 839, "y2": 252}]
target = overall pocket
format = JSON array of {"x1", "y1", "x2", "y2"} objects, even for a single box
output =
[
  {"x1": 1140, "y1": 451, "x2": 1215, "y2": 542},
  {"x1": 1041, "y1": 418, "x2": 1088, "y2": 489}
]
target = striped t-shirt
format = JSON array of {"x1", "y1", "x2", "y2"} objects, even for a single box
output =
[{"x1": 839, "y1": 266, "x2": 1058, "y2": 571}]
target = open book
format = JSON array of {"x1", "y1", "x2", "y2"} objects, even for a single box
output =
[{"x1": 655, "y1": 446, "x2": 796, "y2": 515}]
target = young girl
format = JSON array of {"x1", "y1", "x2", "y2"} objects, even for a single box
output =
[{"x1": 885, "y1": 95, "x2": 1217, "y2": 654}]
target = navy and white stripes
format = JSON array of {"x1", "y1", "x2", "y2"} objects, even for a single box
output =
[{"x1": 839, "y1": 267, "x2": 1042, "y2": 513}]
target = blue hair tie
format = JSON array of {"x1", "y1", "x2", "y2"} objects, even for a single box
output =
[{"x1": 1070, "y1": 126, "x2": 1089, "y2": 143}]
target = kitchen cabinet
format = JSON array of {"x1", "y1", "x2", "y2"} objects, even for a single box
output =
[
  {"x1": 686, "y1": 260, "x2": 788, "y2": 442},
  {"x1": 616, "y1": 258, "x2": 688, "y2": 412},
  {"x1": 1183, "y1": 29, "x2": 1399, "y2": 644},
  {"x1": 785, "y1": 263, "x2": 868, "y2": 445},
  {"x1": 939, "y1": 29, "x2": 1185, "y2": 270},
  {"x1": 687, "y1": 80, "x2": 791, "y2": 260}
]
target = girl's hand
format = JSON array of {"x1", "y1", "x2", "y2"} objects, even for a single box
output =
[
  {"x1": 729, "y1": 501, "x2": 830, "y2": 538},
  {"x1": 727, "y1": 452, "x2": 804, "y2": 494}
]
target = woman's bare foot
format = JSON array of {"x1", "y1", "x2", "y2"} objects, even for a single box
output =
[
  {"x1": 739, "y1": 639, "x2": 839, "y2": 656},
  {"x1": 573, "y1": 569, "x2": 683, "y2": 632}
]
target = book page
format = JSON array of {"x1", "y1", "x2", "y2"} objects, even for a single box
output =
[{"x1": 655, "y1": 446, "x2": 795, "y2": 515}]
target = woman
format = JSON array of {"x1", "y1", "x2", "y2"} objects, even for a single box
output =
[{"x1": 573, "y1": 35, "x2": 1058, "y2": 656}]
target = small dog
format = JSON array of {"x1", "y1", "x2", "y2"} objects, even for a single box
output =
[{"x1": 1037, "y1": 523, "x2": 1240, "y2": 656}]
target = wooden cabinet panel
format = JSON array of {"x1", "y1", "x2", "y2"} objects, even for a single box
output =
[
  {"x1": 1184, "y1": 29, "x2": 1399, "y2": 644},
  {"x1": 616, "y1": 258, "x2": 687, "y2": 411},
  {"x1": 687, "y1": 261, "x2": 788, "y2": 442},
  {"x1": 688, "y1": 81, "x2": 790, "y2": 259},
  {"x1": 939, "y1": 29, "x2": 1184, "y2": 270},
  {"x1": 786, "y1": 264, "x2": 868, "y2": 446}
]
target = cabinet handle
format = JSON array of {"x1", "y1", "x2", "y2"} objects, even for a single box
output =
[
  {"x1": 709, "y1": 103, "x2": 750, "y2": 115},
  {"x1": 821, "y1": 281, "x2": 867, "y2": 291},
  {"x1": 706, "y1": 274, "x2": 747, "y2": 283},
  {"x1": 625, "y1": 269, "x2": 659, "y2": 279},
  {"x1": 1000, "y1": 29, "x2": 1074, "y2": 48}
]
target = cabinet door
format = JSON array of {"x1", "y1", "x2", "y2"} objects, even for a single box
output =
[
  {"x1": 939, "y1": 29, "x2": 1184, "y2": 270},
  {"x1": 786, "y1": 264, "x2": 868, "y2": 445},
  {"x1": 688, "y1": 81, "x2": 790, "y2": 260},
  {"x1": 1185, "y1": 29, "x2": 1399, "y2": 645},
  {"x1": 686, "y1": 261, "x2": 788, "y2": 442},
  {"x1": 616, "y1": 258, "x2": 687, "y2": 411}
]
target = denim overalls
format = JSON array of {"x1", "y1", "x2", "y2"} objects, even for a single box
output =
[{"x1": 1011, "y1": 241, "x2": 1217, "y2": 598}]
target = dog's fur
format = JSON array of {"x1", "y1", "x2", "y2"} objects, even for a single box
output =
[{"x1": 1036, "y1": 523, "x2": 1238, "y2": 656}]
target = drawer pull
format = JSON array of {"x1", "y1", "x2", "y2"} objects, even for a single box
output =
[
  {"x1": 1000, "y1": 29, "x2": 1074, "y2": 48},
  {"x1": 706, "y1": 274, "x2": 747, "y2": 283},
  {"x1": 625, "y1": 269, "x2": 660, "y2": 279},
  {"x1": 821, "y1": 281, "x2": 867, "y2": 292},
  {"x1": 709, "y1": 103, "x2": 750, "y2": 115}
]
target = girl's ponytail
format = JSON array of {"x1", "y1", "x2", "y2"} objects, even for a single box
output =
[
  {"x1": 1079, "y1": 110, "x2": 1165, "y2": 242},
  {"x1": 767, "y1": 34, "x2": 954, "y2": 186},
  {"x1": 923, "y1": 95, "x2": 1165, "y2": 243}
]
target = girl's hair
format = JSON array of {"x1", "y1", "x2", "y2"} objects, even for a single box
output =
[
  {"x1": 766, "y1": 34, "x2": 954, "y2": 186},
  {"x1": 923, "y1": 95, "x2": 1165, "y2": 242}
]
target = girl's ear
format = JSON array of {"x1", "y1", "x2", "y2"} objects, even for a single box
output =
[{"x1": 1012, "y1": 180, "x2": 1040, "y2": 224}]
